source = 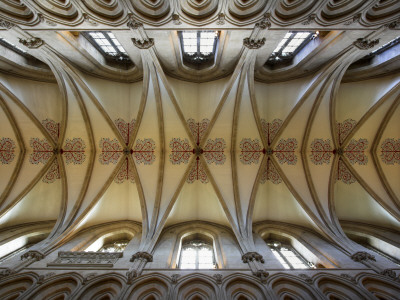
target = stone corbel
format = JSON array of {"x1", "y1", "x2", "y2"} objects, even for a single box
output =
[
  {"x1": 130, "y1": 251, "x2": 153, "y2": 263},
  {"x1": 353, "y1": 38, "x2": 380, "y2": 50},
  {"x1": 18, "y1": 37, "x2": 44, "y2": 49},
  {"x1": 243, "y1": 38, "x2": 266, "y2": 49},
  {"x1": 0, "y1": 268, "x2": 13, "y2": 277},
  {"x1": 132, "y1": 38, "x2": 154, "y2": 49},
  {"x1": 127, "y1": 14, "x2": 143, "y2": 29},
  {"x1": 213, "y1": 274, "x2": 223, "y2": 284},
  {"x1": 21, "y1": 250, "x2": 45, "y2": 261},
  {"x1": 380, "y1": 269, "x2": 397, "y2": 280},
  {"x1": 242, "y1": 252, "x2": 265, "y2": 263},
  {"x1": 256, "y1": 13, "x2": 271, "y2": 29},
  {"x1": 171, "y1": 274, "x2": 180, "y2": 284},
  {"x1": 350, "y1": 251, "x2": 376, "y2": 263},
  {"x1": 172, "y1": 14, "x2": 181, "y2": 25}
]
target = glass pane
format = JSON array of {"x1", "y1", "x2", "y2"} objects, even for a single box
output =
[
  {"x1": 180, "y1": 242, "x2": 215, "y2": 269},
  {"x1": 182, "y1": 32, "x2": 197, "y2": 39}
]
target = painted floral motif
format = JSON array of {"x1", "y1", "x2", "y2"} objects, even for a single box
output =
[
  {"x1": 240, "y1": 139, "x2": 264, "y2": 164},
  {"x1": 310, "y1": 139, "x2": 333, "y2": 165},
  {"x1": 344, "y1": 139, "x2": 368, "y2": 165},
  {"x1": 29, "y1": 138, "x2": 53, "y2": 164},
  {"x1": 99, "y1": 138, "x2": 123, "y2": 164},
  {"x1": 274, "y1": 138, "x2": 298, "y2": 165},
  {"x1": 260, "y1": 158, "x2": 282, "y2": 184},
  {"x1": 170, "y1": 119, "x2": 226, "y2": 184},
  {"x1": 337, "y1": 119, "x2": 357, "y2": 144},
  {"x1": 203, "y1": 138, "x2": 226, "y2": 165},
  {"x1": 187, "y1": 158, "x2": 208, "y2": 184},
  {"x1": 114, "y1": 158, "x2": 135, "y2": 184},
  {"x1": 0, "y1": 137, "x2": 16, "y2": 164},
  {"x1": 261, "y1": 119, "x2": 283, "y2": 145},
  {"x1": 43, "y1": 160, "x2": 60, "y2": 183},
  {"x1": 337, "y1": 159, "x2": 356, "y2": 184},
  {"x1": 42, "y1": 119, "x2": 59, "y2": 142},
  {"x1": 133, "y1": 139, "x2": 156, "y2": 165},
  {"x1": 115, "y1": 118, "x2": 135, "y2": 145},
  {"x1": 380, "y1": 138, "x2": 400, "y2": 165},
  {"x1": 187, "y1": 118, "x2": 209, "y2": 145},
  {"x1": 63, "y1": 138, "x2": 86, "y2": 164},
  {"x1": 169, "y1": 138, "x2": 192, "y2": 164}
]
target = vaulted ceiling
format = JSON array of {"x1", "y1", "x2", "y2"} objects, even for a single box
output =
[{"x1": 0, "y1": 0, "x2": 399, "y2": 255}]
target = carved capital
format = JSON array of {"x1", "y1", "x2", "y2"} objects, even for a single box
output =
[
  {"x1": 353, "y1": 38, "x2": 380, "y2": 50},
  {"x1": 127, "y1": 15, "x2": 143, "y2": 29},
  {"x1": 171, "y1": 274, "x2": 180, "y2": 284},
  {"x1": 216, "y1": 13, "x2": 225, "y2": 25},
  {"x1": 132, "y1": 38, "x2": 154, "y2": 49},
  {"x1": 254, "y1": 270, "x2": 269, "y2": 283},
  {"x1": 130, "y1": 251, "x2": 153, "y2": 262},
  {"x1": 385, "y1": 18, "x2": 400, "y2": 29},
  {"x1": 0, "y1": 19, "x2": 14, "y2": 29},
  {"x1": 37, "y1": 272, "x2": 56, "y2": 284},
  {"x1": 172, "y1": 14, "x2": 181, "y2": 25},
  {"x1": 213, "y1": 274, "x2": 223, "y2": 284},
  {"x1": 0, "y1": 268, "x2": 13, "y2": 277},
  {"x1": 380, "y1": 269, "x2": 397, "y2": 279},
  {"x1": 242, "y1": 252, "x2": 265, "y2": 263},
  {"x1": 82, "y1": 272, "x2": 97, "y2": 285},
  {"x1": 21, "y1": 250, "x2": 45, "y2": 261},
  {"x1": 18, "y1": 37, "x2": 44, "y2": 49},
  {"x1": 340, "y1": 273, "x2": 356, "y2": 283},
  {"x1": 351, "y1": 251, "x2": 376, "y2": 262},
  {"x1": 302, "y1": 13, "x2": 316, "y2": 25},
  {"x1": 126, "y1": 270, "x2": 137, "y2": 284},
  {"x1": 299, "y1": 273, "x2": 313, "y2": 284},
  {"x1": 243, "y1": 38, "x2": 266, "y2": 49}
]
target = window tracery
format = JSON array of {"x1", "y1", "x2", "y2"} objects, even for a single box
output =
[
  {"x1": 179, "y1": 31, "x2": 219, "y2": 68},
  {"x1": 99, "y1": 240, "x2": 129, "y2": 253},
  {"x1": 267, "y1": 241, "x2": 314, "y2": 269},
  {"x1": 179, "y1": 240, "x2": 216, "y2": 269}
]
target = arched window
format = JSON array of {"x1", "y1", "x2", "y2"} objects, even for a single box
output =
[
  {"x1": 99, "y1": 240, "x2": 129, "y2": 253},
  {"x1": 267, "y1": 240, "x2": 314, "y2": 269},
  {"x1": 347, "y1": 233, "x2": 400, "y2": 266},
  {"x1": 179, "y1": 234, "x2": 216, "y2": 269}
]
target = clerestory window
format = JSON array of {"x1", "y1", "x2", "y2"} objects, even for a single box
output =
[
  {"x1": 99, "y1": 240, "x2": 129, "y2": 253},
  {"x1": 83, "y1": 31, "x2": 132, "y2": 64},
  {"x1": 179, "y1": 239, "x2": 216, "y2": 269},
  {"x1": 179, "y1": 31, "x2": 219, "y2": 68},
  {"x1": 267, "y1": 240, "x2": 314, "y2": 269},
  {"x1": 266, "y1": 31, "x2": 316, "y2": 66}
]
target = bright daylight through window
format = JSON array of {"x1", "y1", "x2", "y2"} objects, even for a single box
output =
[
  {"x1": 267, "y1": 31, "x2": 316, "y2": 65},
  {"x1": 180, "y1": 240, "x2": 215, "y2": 269},
  {"x1": 180, "y1": 31, "x2": 219, "y2": 66},
  {"x1": 268, "y1": 241, "x2": 313, "y2": 270},
  {"x1": 86, "y1": 32, "x2": 131, "y2": 63}
]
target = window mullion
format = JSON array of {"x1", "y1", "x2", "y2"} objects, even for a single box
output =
[
  {"x1": 278, "y1": 248, "x2": 294, "y2": 269},
  {"x1": 277, "y1": 33, "x2": 294, "y2": 56}
]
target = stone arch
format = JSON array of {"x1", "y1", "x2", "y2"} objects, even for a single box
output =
[
  {"x1": 0, "y1": 274, "x2": 35, "y2": 300},
  {"x1": 271, "y1": 275, "x2": 318, "y2": 300},
  {"x1": 174, "y1": 274, "x2": 218, "y2": 300},
  {"x1": 28, "y1": 276, "x2": 79, "y2": 300},
  {"x1": 317, "y1": 277, "x2": 366, "y2": 300},
  {"x1": 361, "y1": 275, "x2": 400, "y2": 300},
  {"x1": 162, "y1": 221, "x2": 237, "y2": 269},
  {"x1": 224, "y1": 276, "x2": 268, "y2": 300},
  {"x1": 74, "y1": 275, "x2": 124, "y2": 299},
  {"x1": 125, "y1": 274, "x2": 170, "y2": 300}
]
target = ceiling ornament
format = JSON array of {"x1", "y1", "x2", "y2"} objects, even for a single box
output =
[
  {"x1": 0, "y1": 137, "x2": 16, "y2": 165},
  {"x1": 275, "y1": 0, "x2": 318, "y2": 21},
  {"x1": 310, "y1": 139, "x2": 332, "y2": 165},
  {"x1": 132, "y1": 38, "x2": 154, "y2": 49},
  {"x1": 0, "y1": 0, "x2": 35, "y2": 25},
  {"x1": 0, "y1": 18, "x2": 14, "y2": 29},
  {"x1": 337, "y1": 159, "x2": 356, "y2": 185},
  {"x1": 42, "y1": 119, "x2": 60, "y2": 142},
  {"x1": 130, "y1": 0, "x2": 170, "y2": 19},
  {"x1": 180, "y1": 0, "x2": 218, "y2": 19},
  {"x1": 82, "y1": 0, "x2": 124, "y2": 20},
  {"x1": 321, "y1": 0, "x2": 365, "y2": 24},
  {"x1": 114, "y1": 158, "x2": 135, "y2": 184},
  {"x1": 353, "y1": 38, "x2": 380, "y2": 50},
  {"x1": 32, "y1": 0, "x2": 78, "y2": 21},
  {"x1": 260, "y1": 159, "x2": 282, "y2": 184},
  {"x1": 228, "y1": 0, "x2": 267, "y2": 19},
  {"x1": 18, "y1": 37, "x2": 44, "y2": 49},
  {"x1": 365, "y1": 0, "x2": 400, "y2": 24},
  {"x1": 115, "y1": 118, "x2": 135, "y2": 145},
  {"x1": 380, "y1": 138, "x2": 400, "y2": 165},
  {"x1": 43, "y1": 160, "x2": 61, "y2": 184},
  {"x1": 243, "y1": 37, "x2": 266, "y2": 49}
]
